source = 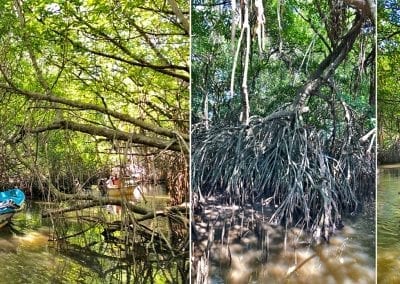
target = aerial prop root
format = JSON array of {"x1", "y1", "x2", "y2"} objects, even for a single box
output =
[{"x1": 192, "y1": 115, "x2": 373, "y2": 239}]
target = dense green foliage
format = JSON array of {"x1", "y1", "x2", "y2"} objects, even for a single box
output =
[
  {"x1": 0, "y1": 1, "x2": 189, "y2": 283},
  {"x1": 377, "y1": 0, "x2": 400, "y2": 161},
  {"x1": 0, "y1": 0, "x2": 189, "y2": 189},
  {"x1": 192, "y1": 1, "x2": 375, "y2": 129}
]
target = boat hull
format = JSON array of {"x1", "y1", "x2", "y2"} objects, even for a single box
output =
[
  {"x1": 0, "y1": 189, "x2": 25, "y2": 228},
  {"x1": 107, "y1": 186, "x2": 134, "y2": 197}
]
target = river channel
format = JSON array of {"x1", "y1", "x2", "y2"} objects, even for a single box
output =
[
  {"x1": 378, "y1": 165, "x2": 400, "y2": 283},
  {"x1": 0, "y1": 183, "x2": 171, "y2": 283}
]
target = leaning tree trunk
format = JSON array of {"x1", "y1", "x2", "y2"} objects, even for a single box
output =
[
  {"x1": 262, "y1": 14, "x2": 365, "y2": 123},
  {"x1": 294, "y1": 15, "x2": 363, "y2": 109}
]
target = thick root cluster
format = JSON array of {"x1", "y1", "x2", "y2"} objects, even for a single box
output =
[{"x1": 192, "y1": 116, "x2": 374, "y2": 240}]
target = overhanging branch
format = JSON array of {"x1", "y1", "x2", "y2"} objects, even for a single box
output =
[
  {"x1": 19, "y1": 120, "x2": 187, "y2": 153},
  {"x1": 0, "y1": 82, "x2": 189, "y2": 142}
]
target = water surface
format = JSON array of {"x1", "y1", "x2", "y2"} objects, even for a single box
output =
[
  {"x1": 196, "y1": 197, "x2": 375, "y2": 283},
  {"x1": 0, "y1": 183, "x2": 175, "y2": 283},
  {"x1": 378, "y1": 165, "x2": 400, "y2": 283}
]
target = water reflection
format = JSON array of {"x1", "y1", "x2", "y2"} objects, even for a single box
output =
[
  {"x1": 378, "y1": 165, "x2": 400, "y2": 283},
  {"x1": 0, "y1": 203, "x2": 99, "y2": 283},
  {"x1": 0, "y1": 183, "x2": 184, "y2": 283},
  {"x1": 195, "y1": 199, "x2": 375, "y2": 283}
]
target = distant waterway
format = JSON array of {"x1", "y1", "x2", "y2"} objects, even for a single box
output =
[{"x1": 378, "y1": 165, "x2": 400, "y2": 282}]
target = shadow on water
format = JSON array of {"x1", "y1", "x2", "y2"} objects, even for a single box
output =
[
  {"x1": 0, "y1": 184, "x2": 183, "y2": 283},
  {"x1": 194, "y1": 197, "x2": 375, "y2": 283},
  {"x1": 0, "y1": 202, "x2": 96, "y2": 284},
  {"x1": 378, "y1": 165, "x2": 400, "y2": 283}
]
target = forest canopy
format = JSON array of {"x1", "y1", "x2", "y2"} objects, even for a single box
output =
[
  {"x1": 0, "y1": 0, "x2": 189, "y2": 192},
  {"x1": 192, "y1": 0, "x2": 375, "y2": 128},
  {"x1": 377, "y1": 0, "x2": 400, "y2": 163}
]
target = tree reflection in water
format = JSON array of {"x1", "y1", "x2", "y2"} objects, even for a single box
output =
[
  {"x1": 48, "y1": 200, "x2": 189, "y2": 283},
  {"x1": 3, "y1": 195, "x2": 188, "y2": 283},
  {"x1": 193, "y1": 197, "x2": 375, "y2": 283}
]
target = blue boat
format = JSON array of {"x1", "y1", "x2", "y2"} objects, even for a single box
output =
[{"x1": 0, "y1": 189, "x2": 25, "y2": 228}]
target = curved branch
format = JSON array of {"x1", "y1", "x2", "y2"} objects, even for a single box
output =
[
  {"x1": 344, "y1": 0, "x2": 375, "y2": 23},
  {"x1": 63, "y1": 13, "x2": 189, "y2": 82},
  {"x1": 0, "y1": 82, "x2": 189, "y2": 142},
  {"x1": 69, "y1": 39, "x2": 189, "y2": 82},
  {"x1": 20, "y1": 120, "x2": 187, "y2": 153}
]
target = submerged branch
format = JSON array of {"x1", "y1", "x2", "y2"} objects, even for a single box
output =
[{"x1": 41, "y1": 194, "x2": 189, "y2": 221}]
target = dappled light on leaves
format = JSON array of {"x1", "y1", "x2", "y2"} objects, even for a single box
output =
[{"x1": 0, "y1": 0, "x2": 189, "y2": 282}]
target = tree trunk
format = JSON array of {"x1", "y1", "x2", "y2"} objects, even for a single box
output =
[
  {"x1": 240, "y1": 0, "x2": 251, "y2": 125},
  {"x1": 293, "y1": 15, "x2": 364, "y2": 113}
]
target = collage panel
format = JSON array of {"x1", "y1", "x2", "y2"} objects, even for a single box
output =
[
  {"x1": 2, "y1": 0, "x2": 398, "y2": 283},
  {"x1": 377, "y1": 1, "x2": 400, "y2": 283},
  {"x1": 191, "y1": 1, "x2": 376, "y2": 283},
  {"x1": 0, "y1": 1, "x2": 189, "y2": 283}
]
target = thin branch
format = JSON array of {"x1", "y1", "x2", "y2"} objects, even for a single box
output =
[
  {"x1": 295, "y1": 7, "x2": 332, "y2": 53},
  {"x1": 166, "y1": 0, "x2": 190, "y2": 34}
]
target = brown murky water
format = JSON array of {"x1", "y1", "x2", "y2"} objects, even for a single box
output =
[
  {"x1": 378, "y1": 165, "x2": 400, "y2": 283},
  {"x1": 0, "y1": 203, "x2": 97, "y2": 283},
  {"x1": 0, "y1": 184, "x2": 172, "y2": 283},
  {"x1": 194, "y1": 197, "x2": 375, "y2": 283}
]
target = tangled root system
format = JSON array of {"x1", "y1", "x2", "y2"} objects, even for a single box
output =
[{"x1": 192, "y1": 115, "x2": 374, "y2": 239}]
